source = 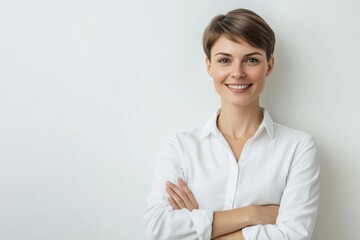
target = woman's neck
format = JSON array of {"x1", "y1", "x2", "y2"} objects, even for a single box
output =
[{"x1": 216, "y1": 102, "x2": 263, "y2": 139}]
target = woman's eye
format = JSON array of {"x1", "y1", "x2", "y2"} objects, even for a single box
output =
[
  {"x1": 245, "y1": 58, "x2": 259, "y2": 64},
  {"x1": 218, "y1": 58, "x2": 230, "y2": 64}
]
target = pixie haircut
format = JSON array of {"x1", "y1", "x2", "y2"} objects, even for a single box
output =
[{"x1": 202, "y1": 8, "x2": 275, "y2": 61}]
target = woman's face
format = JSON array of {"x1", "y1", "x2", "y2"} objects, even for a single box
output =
[{"x1": 206, "y1": 35, "x2": 274, "y2": 108}]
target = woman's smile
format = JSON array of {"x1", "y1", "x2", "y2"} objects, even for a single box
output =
[{"x1": 226, "y1": 83, "x2": 253, "y2": 93}]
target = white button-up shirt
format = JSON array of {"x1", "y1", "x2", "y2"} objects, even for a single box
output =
[{"x1": 144, "y1": 108, "x2": 320, "y2": 240}]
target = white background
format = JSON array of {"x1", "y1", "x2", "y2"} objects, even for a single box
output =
[{"x1": 1, "y1": 0, "x2": 359, "y2": 239}]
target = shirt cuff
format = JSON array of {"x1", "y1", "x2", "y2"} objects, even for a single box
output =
[
  {"x1": 188, "y1": 209, "x2": 214, "y2": 240},
  {"x1": 242, "y1": 224, "x2": 262, "y2": 240}
]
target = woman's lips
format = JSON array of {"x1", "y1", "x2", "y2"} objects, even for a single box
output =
[{"x1": 226, "y1": 84, "x2": 252, "y2": 93}]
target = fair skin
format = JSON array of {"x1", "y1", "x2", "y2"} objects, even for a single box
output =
[{"x1": 166, "y1": 36, "x2": 277, "y2": 239}]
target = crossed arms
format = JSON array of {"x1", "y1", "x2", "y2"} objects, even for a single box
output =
[{"x1": 166, "y1": 178, "x2": 279, "y2": 239}]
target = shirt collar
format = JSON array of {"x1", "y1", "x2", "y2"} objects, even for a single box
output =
[{"x1": 200, "y1": 107, "x2": 274, "y2": 140}]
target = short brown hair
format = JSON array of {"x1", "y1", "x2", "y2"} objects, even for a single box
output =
[{"x1": 202, "y1": 8, "x2": 275, "y2": 61}]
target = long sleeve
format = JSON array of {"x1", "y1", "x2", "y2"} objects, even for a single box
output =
[
  {"x1": 242, "y1": 134, "x2": 320, "y2": 240},
  {"x1": 144, "y1": 134, "x2": 214, "y2": 240}
]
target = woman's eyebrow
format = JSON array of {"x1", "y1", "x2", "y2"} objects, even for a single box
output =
[
  {"x1": 214, "y1": 52, "x2": 263, "y2": 57},
  {"x1": 215, "y1": 52, "x2": 232, "y2": 57},
  {"x1": 244, "y1": 52, "x2": 262, "y2": 57}
]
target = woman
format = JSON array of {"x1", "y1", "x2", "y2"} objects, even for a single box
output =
[{"x1": 145, "y1": 8, "x2": 320, "y2": 240}]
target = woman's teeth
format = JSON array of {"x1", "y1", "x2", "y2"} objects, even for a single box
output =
[{"x1": 227, "y1": 84, "x2": 250, "y2": 89}]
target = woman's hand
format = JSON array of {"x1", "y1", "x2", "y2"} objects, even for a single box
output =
[
  {"x1": 211, "y1": 205, "x2": 279, "y2": 238},
  {"x1": 165, "y1": 178, "x2": 199, "y2": 211},
  {"x1": 249, "y1": 205, "x2": 279, "y2": 225}
]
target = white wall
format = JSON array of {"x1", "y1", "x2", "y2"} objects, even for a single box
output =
[{"x1": 1, "y1": 0, "x2": 359, "y2": 239}]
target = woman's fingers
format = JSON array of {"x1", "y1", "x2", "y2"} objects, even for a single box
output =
[
  {"x1": 168, "y1": 196, "x2": 180, "y2": 210},
  {"x1": 166, "y1": 182, "x2": 188, "y2": 209},
  {"x1": 178, "y1": 178, "x2": 199, "y2": 209},
  {"x1": 165, "y1": 178, "x2": 199, "y2": 211}
]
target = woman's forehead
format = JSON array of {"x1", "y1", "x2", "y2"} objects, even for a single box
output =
[{"x1": 211, "y1": 36, "x2": 266, "y2": 56}]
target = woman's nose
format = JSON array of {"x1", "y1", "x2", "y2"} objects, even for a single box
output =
[{"x1": 231, "y1": 64, "x2": 246, "y2": 79}]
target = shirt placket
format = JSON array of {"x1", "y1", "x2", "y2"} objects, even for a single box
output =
[
  {"x1": 215, "y1": 132, "x2": 240, "y2": 210},
  {"x1": 224, "y1": 160, "x2": 239, "y2": 210}
]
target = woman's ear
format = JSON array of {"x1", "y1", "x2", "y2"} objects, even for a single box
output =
[
  {"x1": 206, "y1": 57, "x2": 212, "y2": 76},
  {"x1": 266, "y1": 55, "x2": 275, "y2": 76}
]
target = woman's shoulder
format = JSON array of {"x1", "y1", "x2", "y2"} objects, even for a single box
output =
[
  {"x1": 169, "y1": 125, "x2": 205, "y2": 142},
  {"x1": 272, "y1": 121, "x2": 316, "y2": 146},
  {"x1": 161, "y1": 123, "x2": 209, "y2": 152}
]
